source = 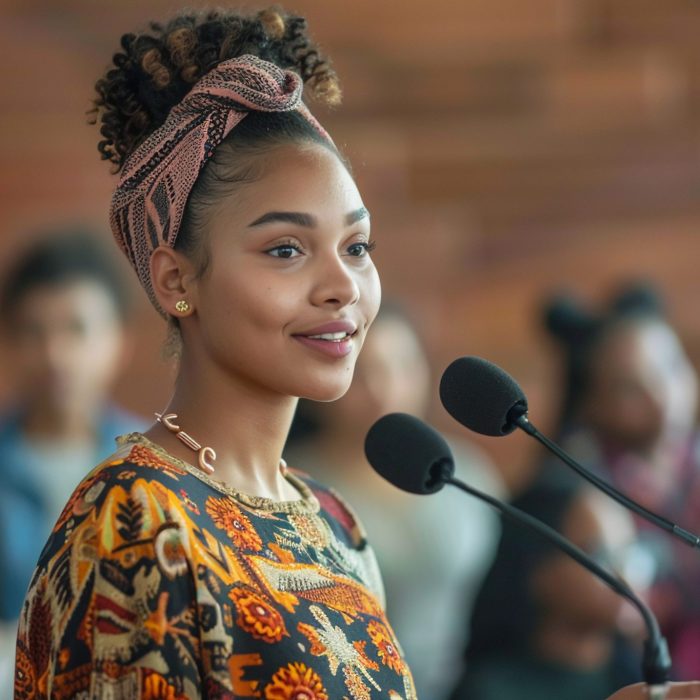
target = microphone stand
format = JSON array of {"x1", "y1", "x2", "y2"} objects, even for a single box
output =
[
  {"x1": 440, "y1": 465, "x2": 672, "y2": 698},
  {"x1": 512, "y1": 413, "x2": 700, "y2": 549}
]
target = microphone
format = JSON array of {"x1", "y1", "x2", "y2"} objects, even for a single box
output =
[
  {"x1": 364, "y1": 412, "x2": 672, "y2": 693},
  {"x1": 439, "y1": 356, "x2": 700, "y2": 549}
]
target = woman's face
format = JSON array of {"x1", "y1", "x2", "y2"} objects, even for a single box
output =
[
  {"x1": 186, "y1": 142, "x2": 380, "y2": 402},
  {"x1": 584, "y1": 319, "x2": 698, "y2": 450}
]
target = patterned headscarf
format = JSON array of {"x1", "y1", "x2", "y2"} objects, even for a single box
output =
[{"x1": 109, "y1": 54, "x2": 331, "y2": 315}]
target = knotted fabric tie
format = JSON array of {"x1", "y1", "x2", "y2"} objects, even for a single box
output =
[{"x1": 109, "y1": 54, "x2": 331, "y2": 315}]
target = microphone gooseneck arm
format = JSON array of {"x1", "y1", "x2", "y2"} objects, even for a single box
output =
[
  {"x1": 438, "y1": 463, "x2": 672, "y2": 690},
  {"x1": 512, "y1": 413, "x2": 700, "y2": 549},
  {"x1": 439, "y1": 355, "x2": 700, "y2": 554}
]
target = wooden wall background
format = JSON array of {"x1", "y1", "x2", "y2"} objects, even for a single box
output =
[{"x1": 2, "y1": 0, "x2": 700, "y2": 487}]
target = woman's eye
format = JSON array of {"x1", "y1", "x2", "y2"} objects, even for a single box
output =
[
  {"x1": 266, "y1": 244, "x2": 302, "y2": 259},
  {"x1": 346, "y1": 241, "x2": 376, "y2": 257}
]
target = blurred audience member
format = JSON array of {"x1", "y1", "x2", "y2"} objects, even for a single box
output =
[
  {"x1": 284, "y1": 302, "x2": 502, "y2": 700},
  {"x1": 0, "y1": 230, "x2": 145, "y2": 624},
  {"x1": 449, "y1": 466, "x2": 642, "y2": 700},
  {"x1": 540, "y1": 282, "x2": 700, "y2": 679}
]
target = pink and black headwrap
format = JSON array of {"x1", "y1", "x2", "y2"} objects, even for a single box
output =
[{"x1": 109, "y1": 54, "x2": 332, "y2": 315}]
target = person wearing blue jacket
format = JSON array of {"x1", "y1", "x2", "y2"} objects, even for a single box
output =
[{"x1": 0, "y1": 230, "x2": 144, "y2": 626}]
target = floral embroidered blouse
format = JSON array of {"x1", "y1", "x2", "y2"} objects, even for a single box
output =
[{"x1": 15, "y1": 434, "x2": 416, "y2": 699}]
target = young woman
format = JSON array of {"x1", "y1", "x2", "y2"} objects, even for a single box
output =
[{"x1": 15, "y1": 9, "x2": 416, "y2": 699}]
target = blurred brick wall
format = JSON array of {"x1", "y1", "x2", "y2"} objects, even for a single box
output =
[{"x1": 2, "y1": 0, "x2": 700, "y2": 486}]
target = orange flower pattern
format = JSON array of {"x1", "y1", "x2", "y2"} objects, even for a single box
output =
[
  {"x1": 206, "y1": 495, "x2": 263, "y2": 551},
  {"x1": 230, "y1": 587, "x2": 288, "y2": 642},
  {"x1": 14, "y1": 435, "x2": 415, "y2": 699},
  {"x1": 367, "y1": 621, "x2": 405, "y2": 674},
  {"x1": 264, "y1": 662, "x2": 329, "y2": 700}
]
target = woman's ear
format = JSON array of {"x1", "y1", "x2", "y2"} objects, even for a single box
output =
[{"x1": 150, "y1": 246, "x2": 199, "y2": 317}]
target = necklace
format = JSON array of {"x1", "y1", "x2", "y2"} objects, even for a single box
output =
[
  {"x1": 155, "y1": 412, "x2": 216, "y2": 474},
  {"x1": 154, "y1": 412, "x2": 288, "y2": 478}
]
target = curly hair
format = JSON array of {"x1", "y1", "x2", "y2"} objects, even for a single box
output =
[{"x1": 90, "y1": 7, "x2": 341, "y2": 169}]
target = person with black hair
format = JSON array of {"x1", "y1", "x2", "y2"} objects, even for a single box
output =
[
  {"x1": 542, "y1": 283, "x2": 700, "y2": 680},
  {"x1": 0, "y1": 229, "x2": 144, "y2": 691},
  {"x1": 14, "y1": 9, "x2": 415, "y2": 698}
]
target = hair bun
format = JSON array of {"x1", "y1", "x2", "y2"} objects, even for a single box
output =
[
  {"x1": 90, "y1": 7, "x2": 340, "y2": 170},
  {"x1": 543, "y1": 294, "x2": 599, "y2": 345},
  {"x1": 609, "y1": 281, "x2": 664, "y2": 318}
]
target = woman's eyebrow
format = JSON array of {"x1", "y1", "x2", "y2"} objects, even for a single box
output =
[
  {"x1": 247, "y1": 207, "x2": 370, "y2": 229},
  {"x1": 247, "y1": 211, "x2": 316, "y2": 228},
  {"x1": 346, "y1": 207, "x2": 370, "y2": 226}
]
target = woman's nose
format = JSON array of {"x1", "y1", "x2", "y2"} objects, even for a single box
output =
[{"x1": 310, "y1": 254, "x2": 360, "y2": 308}]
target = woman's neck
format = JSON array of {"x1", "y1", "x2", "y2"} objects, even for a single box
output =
[{"x1": 145, "y1": 353, "x2": 299, "y2": 501}]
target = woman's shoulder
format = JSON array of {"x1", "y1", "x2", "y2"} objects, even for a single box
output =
[
  {"x1": 45, "y1": 434, "x2": 204, "y2": 546},
  {"x1": 84, "y1": 432, "x2": 207, "y2": 487},
  {"x1": 58, "y1": 434, "x2": 191, "y2": 500}
]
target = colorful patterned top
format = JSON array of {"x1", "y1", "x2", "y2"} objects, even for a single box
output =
[{"x1": 15, "y1": 433, "x2": 416, "y2": 699}]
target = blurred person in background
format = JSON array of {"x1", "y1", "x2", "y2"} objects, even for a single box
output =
[
  {"x1": 449, "y1": 465, "x2": 642, "y2": 700},
  {"x1": 0, "y1": 230, "x2": 144, "y2": 678},
  {"x1": 541, "y1": 282, "x2": 700, "y2": 680},
  {"x1": 284, "y1": 301, "x2": 503, "y2": 700}
]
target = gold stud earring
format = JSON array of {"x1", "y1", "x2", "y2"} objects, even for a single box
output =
[{"x1": 175, "y1": 300, "x2": 190, "y2": 314}]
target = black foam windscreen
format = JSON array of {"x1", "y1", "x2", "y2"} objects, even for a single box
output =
[
  {"x1": 439, "y1": 356, "x2": 528, "y2": 436},
  {"x1": 364, "y1": 413, "x2": 454, "y2": 494}
]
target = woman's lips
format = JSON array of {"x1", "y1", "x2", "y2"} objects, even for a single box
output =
[
  {"x1": 292, "y1": 319, "x2": 358, "y2": 358},
  {"x1": 293, "y1": 331, "x2": 355, "y2": 358}
]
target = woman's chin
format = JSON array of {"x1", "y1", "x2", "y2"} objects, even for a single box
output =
[{"x1": 299, "y1": 378, "x2": 353, "y2": 403}]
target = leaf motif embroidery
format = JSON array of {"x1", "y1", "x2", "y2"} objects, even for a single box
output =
[
  {"x1": 116, "y1": 497, "x2": 144, "y2": 543},
  {"x1": 49, "y1": 548, "x2": 73, "y2": 612}
]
